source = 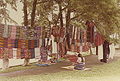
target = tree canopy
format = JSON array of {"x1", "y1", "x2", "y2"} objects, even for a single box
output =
[{"x1": 0, "y1": 0, "x2": 120, "y2": 43}]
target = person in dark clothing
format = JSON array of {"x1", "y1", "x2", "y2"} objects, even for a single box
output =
[{"x1": 100, "y1": 40, "x2": 110, "y2": 63}]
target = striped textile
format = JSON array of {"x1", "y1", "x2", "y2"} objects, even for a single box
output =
[
  {"x1": 0, "y1": 37, "x2": 4, "y2": 48},
  {"x1": 7, "y1": 39, "x2": 15, "y2": 48}
]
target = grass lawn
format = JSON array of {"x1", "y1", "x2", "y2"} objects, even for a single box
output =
[
  {"x1": 0, "y1": 59, "x2": 120, "y2": 81},
  {"x1": 0, "y1": 63, "x2": 38, "y2": 73}
]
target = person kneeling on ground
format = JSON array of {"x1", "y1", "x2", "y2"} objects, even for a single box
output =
[{"x1": 74, "y1": 53, "x2": 85, "y2": 70}]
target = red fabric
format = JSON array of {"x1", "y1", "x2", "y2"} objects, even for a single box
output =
[
  {"x1": 0, "y1": 37, "x2": 4, "y2": 48},
  {"x1": 31, "y1": 40, "x2": 35, "y2": 48},
  {"x1": 0, "y1": 48, "x2": 4, "y2": 59},
  {"x1": 17, "y1": 48, "x2": 21, "y2": 59},
  {"x1": 24, "y1": 49, "x2": 31, "y2": 59},
  {"x1": 67, "y1": 55, "x2": 77, "y2": 62},
  {"x1": 59, "y1": 27, "x2": 65, "y2": 38},
  {"x1": 8, "y1": 48, "x2": 13, "y2": 59},
  {"x1": 82, "y1": 43, "x2": 90, "y2": 52},
  {"x1": 18, "y1": 40, "x2": 22, "y2": 48},
  {"x1": 7, "y1": 39, "x2": 14, "y2": 48},
  {"x1": 4, "y1": 38, "x2": 8, "y2": 48},
  {"x1": 95, "y1": 33, "x2": 104, "y2": 46},
  {"x1": 51, "y1": 26, "x2": 59, "y2": 37}
]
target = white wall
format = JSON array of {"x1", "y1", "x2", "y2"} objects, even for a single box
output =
[{"x1": 0, "y1": 59, "x2": 39, "y2": 68}]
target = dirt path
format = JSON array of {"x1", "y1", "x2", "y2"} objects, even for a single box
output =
[{"x1": 0, "y1": 50, "x2": 120, "y2": 77}]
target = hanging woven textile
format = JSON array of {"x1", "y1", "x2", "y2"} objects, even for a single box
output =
[
  {"x1": 10, "y1": 26, "x2": 17, "y2": 39},
  {"x1": 0, "y1": 37, "x2": 5, "y2": 48}
]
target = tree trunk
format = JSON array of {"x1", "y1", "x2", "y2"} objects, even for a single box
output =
[
  {"x1": 65, "y1": 8, "x2": 71, "y2": 50},
  {"x1": 58, "y1": 3, "x2": 63, "y2": 28},
  {"x1": 23, "y1": 0, "x2": 28, "y2": 26},
  {"x1": 90, "y1": 47, "x2": 93, "y2": 55},
  {"x1": 23, "y1": 58, "x2": 30, "y2": 66},
  {"x1": 31, "y1": 0, "x2": 37, "y2": 28},
  {"x1": 66, "y1": 8, "x2": 71, "y2": 32},
  {"x1": 96, "y1": 46, "x2": 98, "y2": 55},
  {"x1": 23, "y1": 0, "x2": 29, "y2": 66}
]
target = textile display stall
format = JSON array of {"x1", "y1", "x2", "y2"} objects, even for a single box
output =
[{"x1": 0, "y1": 21, "x2": 115, "y2": 63}]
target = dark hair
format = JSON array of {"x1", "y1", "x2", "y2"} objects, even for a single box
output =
[{"x1": 78, "y1": 53, "x2": 84, "y2": 62}]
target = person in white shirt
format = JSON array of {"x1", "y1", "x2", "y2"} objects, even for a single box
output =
[{"x1": 74, "y1": 53, "x2": 85, "y2": 70}]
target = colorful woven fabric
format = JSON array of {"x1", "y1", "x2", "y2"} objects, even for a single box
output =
[
  {"x1": 21, "y1": 48, "x2": 25, "y2": 59},
  {"x1": 28, "y1": 40, "x2": 35, "y2": 48},
  {"x1": 4, "y1": 38, "x2": 8, "y2": 48},
  {"x1": 0, "y1": 48, "x2": 4, "y2": 59},
  {"x1": 18, "y1": 39, "x2": 22, "y2": 48},
  {"x1": 94, "y1": 33, "x2": 104, "y2": 46},
  {"x1": 40, "y1": 46, "x2": 48, "y2": 62},
  {"x1": 8, "y1": 48, "x2": 13, "y2": 59},
  {"x1": 14, "y1": 39, "x2": 18, "y2": 48},
  {"x1": 24, "y1": 49, "x2": 31, "y2": 59},
  {"x1": 29, "y1": 48, "x2": 35, "y2": 59},
  {"x1": 0, "y1": 37, "x2": 4, "y2": 48},
  {"x1": 34, "y1": 40, "x2": 39, "y2": 48},
  {"x1": 17, "y1": 48, "x2": 21, "y2": 59},
  {"x1": 8, "y1": 39, "x2": 15, "y2": 48},
  {"x1": 10, "y1": 26, "x2": 16, "y2": 39}
]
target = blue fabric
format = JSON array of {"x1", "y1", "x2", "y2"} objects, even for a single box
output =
[
  {"x1": 74, "y1": 63, "x2": 85, "y2": 70},
  {"x1": 35, "y1": 64, "x2": 49, "y2": 66}
]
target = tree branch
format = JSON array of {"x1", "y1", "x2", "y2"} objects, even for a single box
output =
[{"x1": 37, "y1": 0, "x2": 50, "y2": 4}]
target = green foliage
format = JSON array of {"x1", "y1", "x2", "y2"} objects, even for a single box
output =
[{"x1": 0, "y1": 0, "x2": 17, "y2": 24}]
